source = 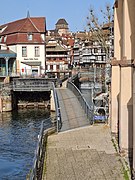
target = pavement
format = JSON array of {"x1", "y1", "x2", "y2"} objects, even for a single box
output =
[
  {"x1": 43, "y1": 80, "x2": 127, "y2": 180},
  {"x1": 44, "y1": 125, "x2": 126, "y2": 180}
]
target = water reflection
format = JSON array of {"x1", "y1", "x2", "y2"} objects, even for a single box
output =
[{"x1": 0, "y1": 108, "x2": 52, "y2": 180}]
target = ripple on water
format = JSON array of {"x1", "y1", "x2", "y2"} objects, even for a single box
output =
[{"x1": 0, "y1": 108, "x2": 52, "y2": 179}]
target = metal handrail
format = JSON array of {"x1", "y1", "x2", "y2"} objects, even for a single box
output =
[
  {"x1": 28, "y1": 119, "x2": 55, "y2": 180},
  {"x1": 52, "y1": 83, "x2": 62, "y2": 132},
  {"x1": 67, "y1": 80, "x2": 93, "y2": 124}
]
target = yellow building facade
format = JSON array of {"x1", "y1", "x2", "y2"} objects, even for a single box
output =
[{"x1": 111, "y1": 0, "x2": 135, "y2": 174}]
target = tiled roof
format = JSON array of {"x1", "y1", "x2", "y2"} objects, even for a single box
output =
[
  {"x1": 0, "y1": 17, "x2": 46, "y2": 45},
  {"x1": 0, "y1": 17, "x2": 46, "y2": 35},
  {"x1": 55, "y1": 19, "x2": 68, "y2": 25},
  {"x1": 1, "y1": 33, "x2": 44, "y2": 45}
]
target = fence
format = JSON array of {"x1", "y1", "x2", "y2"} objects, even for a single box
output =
[
  {"x1": 67, "y1": 80, "x2": 93, "y2": 124},
  {"x1": 52, "y1": 83, "x2": 62, "y2": 132},
  {"x1": 28, "y1": 83, "x2": 62, "y2": 179},
  {"x1": 28, "y1": 120, "x2": 55, "y2": 180}
]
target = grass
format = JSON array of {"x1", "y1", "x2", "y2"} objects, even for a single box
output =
[
  {"x1": 111, "y1": 138, "x2": 118, "y2": 153},
  {"x1": 111, "y1": 137, "x2": 131, "y2": 180},
  {"x1": 123, "y1": 169, "x2": 130, "y2": 180}
]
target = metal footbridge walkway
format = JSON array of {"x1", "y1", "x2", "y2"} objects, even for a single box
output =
[{"x1": 56, "y1": 82, "x2": 90, "y2": 132}]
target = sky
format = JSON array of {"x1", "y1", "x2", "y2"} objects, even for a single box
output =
[{"x1": 0, "y1": 0, "x2": 114, "y2": 32}]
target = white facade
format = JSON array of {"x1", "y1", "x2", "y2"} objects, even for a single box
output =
[{"x1": 9, "y1": 44, "x2": 45, "y2": 76}]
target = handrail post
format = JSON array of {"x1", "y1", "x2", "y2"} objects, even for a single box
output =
[{"x1": 52, "y1": 83, "x2": 61, "y2": 133}]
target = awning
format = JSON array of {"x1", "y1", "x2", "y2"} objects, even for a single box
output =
[
  {"x1": 21, "y1": 61, "x2": 41, "y2": 66},
  {"x1": 0, "y1": 49, "x2": 17, "y2": 58}
]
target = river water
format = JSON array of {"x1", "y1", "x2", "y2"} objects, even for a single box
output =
[{"x1": 0, "y1": 108, "x2": 53, "y2": 180}]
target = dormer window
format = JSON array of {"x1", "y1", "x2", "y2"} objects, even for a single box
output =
[
  {"x1": 4, "y1": 36, "x2": 7, "y2": 42},
  {"x1": 27, "y1": 33, "x2": 33, "y2": 41}
]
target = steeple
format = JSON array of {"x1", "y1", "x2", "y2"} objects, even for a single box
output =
[{"x1": 27, "y1": 11, "x2": 30, "y2": 18}]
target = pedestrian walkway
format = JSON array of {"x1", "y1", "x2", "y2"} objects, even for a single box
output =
[
  {"x1": 43, "y1": 81, "x2": 127, "y2": 180},
  {"x1": 44, "y1": 125, "x2": 126, "y2": 180},
  {"x1": 56, "y1": 86, "x2": 90, "y2": 131}
]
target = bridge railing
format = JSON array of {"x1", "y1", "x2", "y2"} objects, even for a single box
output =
[
  {"x1": 28, "y1": 120, "x2": 55, "y2": 180},
  {"x1": 67, "y1": 80, "x2": 93, "y2": 124},
  {"x1": 52, "y1": 83, "x2": 62, "y2": 132}
]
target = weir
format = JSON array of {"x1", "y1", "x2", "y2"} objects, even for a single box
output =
[{"x1": 0, "y1": 78, "x2": 58, "y2": 112}]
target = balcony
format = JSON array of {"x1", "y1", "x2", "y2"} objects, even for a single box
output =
[{"x1": 46, "y1": 55, "x2": 68, "y2": 58}]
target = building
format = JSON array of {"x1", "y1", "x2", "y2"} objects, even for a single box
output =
[
  {"x1": 0, "y1": 16, "x2": 46, "y2": 76},
  {"x1": 55, "y1": 18, "x2": 69, "y2": 36},
  {"x1": 46, "y1": 18, "x2": 74, "y2": 76},
  {"x1": 0, "y1": 43, "x2": 16, "y2": 80},
  {"x1": 46, "y1": 38, "x2": 69, "y2": 78},
  {"x1": 111, "y1": 0, "x2": 135, "y2": 175},
  {"x1": 72, "y1": 31, "x2": 108, "y2": 68}
]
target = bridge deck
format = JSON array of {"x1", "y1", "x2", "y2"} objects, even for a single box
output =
[{"x1": 56, "y1": 85, "x2": 90, "y2": 132}]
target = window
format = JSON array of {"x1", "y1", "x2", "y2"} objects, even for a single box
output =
[
  {"x1": 94, "y1": 48, "x2": 98, "y2": 53},
  {"x1": 98, "y1": 56, "x2": 101, "y2": 61},
  {"x1": 27, "y1": 33, "x2": 33, "y2": 41},
  {"x1": 50, "y1": 65, "x2": 53, "y2": 70},
  {"x1": 35, "y1": 46, "x2": 40, "y2": 57},
  {"x1": 56, "y1": 65, "x2": 59, "y2": 70},
  {"x1": 22, "y1": 46, "x2": 27, "y2": 57},
  {"x1": 102, "y1": 56, "x2": 106, "y2": 61},
  {"x1": 4, "y1": 36, "x2": 7, "y2": 42}
]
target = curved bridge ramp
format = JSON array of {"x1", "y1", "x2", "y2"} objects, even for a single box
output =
[{"x1": 56, "y1": 86, "x2": 90, "y2": 132}]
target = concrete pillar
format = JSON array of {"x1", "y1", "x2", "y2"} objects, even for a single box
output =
[
  {"x1": 122, "y1": 0, "x2": 132, "y2": 59},
  {"x1": 5, "y1": 57, "x2": 9, "y2": 76},
  {"x1": 119, "y1": 66, "x2": 133, "y2": 154},
  {"x1": 133, "y1": 68, "x2": 135, "y2": 174},
  {"x1": 114, "y1": 0, "x2": 123, "y2": 60},
  {"x1": 50, "y1": 90, "x2": 56, "y2": 111},
  {"x1": 110, "y1": 0, "x2": 123, "y2": 135},
  {"x1": 110, "y1": 65, "x2": 120, "y2": 135},
  {"x1": 118, "y1": 0, "x2": 133, "y2": 155},
  {"x1": 1, "y1": 90, "x2": 12, "y2": 112}
]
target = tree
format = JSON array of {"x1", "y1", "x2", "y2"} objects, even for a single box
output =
[{"x1": 86, "y1": 3, "x2": 114, "y2": 61}]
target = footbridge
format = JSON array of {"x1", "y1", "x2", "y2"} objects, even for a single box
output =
[
  {"x1": 42, "y1": 80, "x2": 126, "y2": 180},
  {"x1": 56, "y1": 80, "x2": 92, "y2": 131},
  {"x1": 29, "y1": 79, "x2": 128, "y2": 180}
]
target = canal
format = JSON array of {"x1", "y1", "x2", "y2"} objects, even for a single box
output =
[{"x1": 0, "y1": 108, "x2": 53, "y2": 180}]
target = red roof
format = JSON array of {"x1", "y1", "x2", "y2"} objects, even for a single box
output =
[
  {"x1": 0, "y1": 17, "x2": 46, "y2": 35},
  {"x1": 4, "y1": 33, "x2": 44, "y2": 45},
  {"x1": 0, "y1": 17, "x2": 46, "y2": 45}
]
